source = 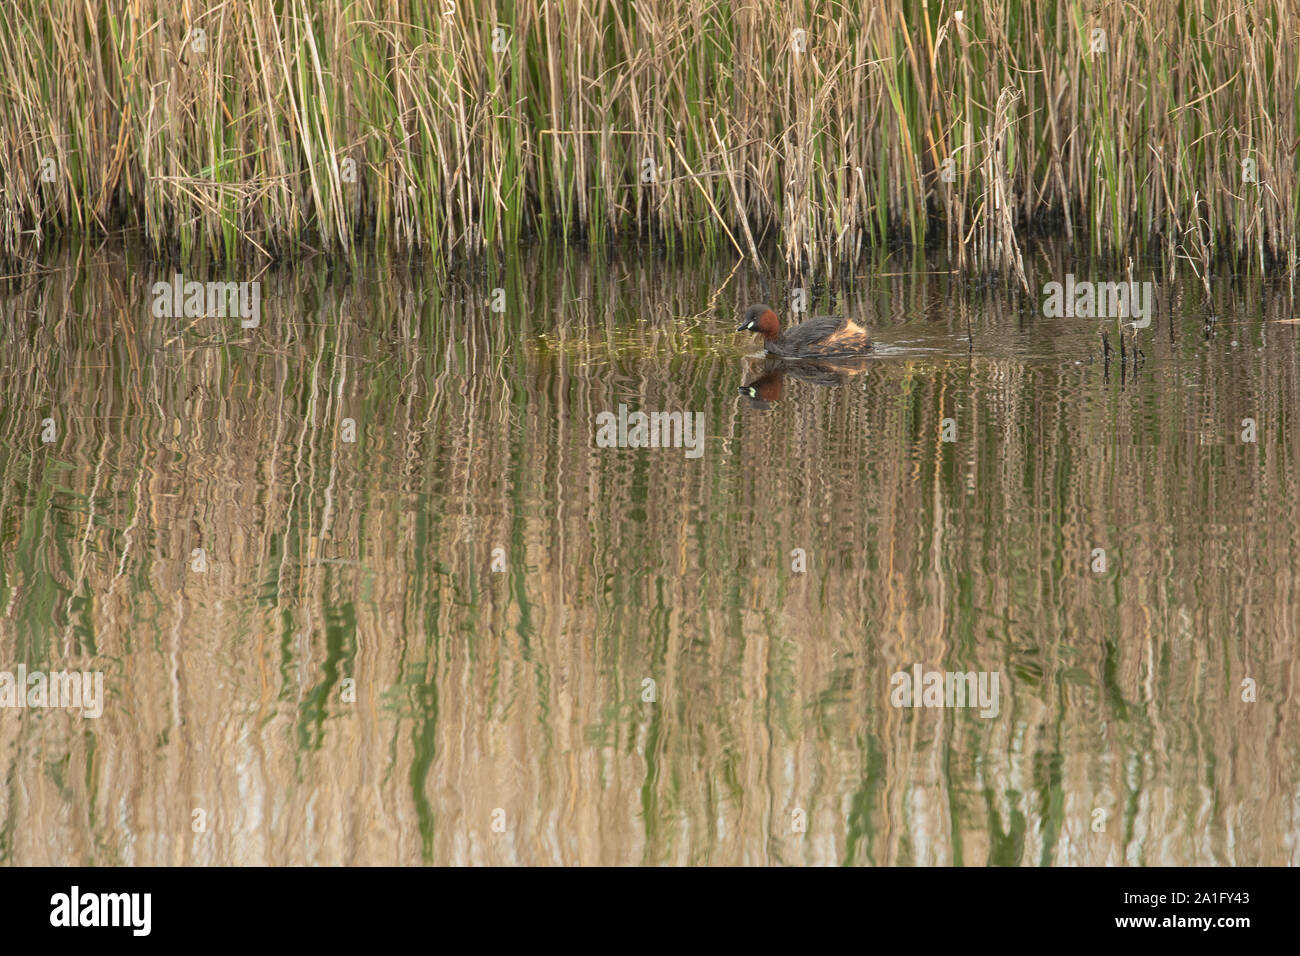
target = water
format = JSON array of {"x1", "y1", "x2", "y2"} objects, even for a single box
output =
[{"x1": 1, "y1": 242, "x2": 1297, "y2": 865}]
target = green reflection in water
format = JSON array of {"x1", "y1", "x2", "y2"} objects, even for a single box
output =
[{"x1": 0, "y1": 240, "x2": 1297, "y2": 864}]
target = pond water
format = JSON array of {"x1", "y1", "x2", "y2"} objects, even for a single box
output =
[{"x1": 1, "y1": 242, "x2": 1297, "y2": 864}]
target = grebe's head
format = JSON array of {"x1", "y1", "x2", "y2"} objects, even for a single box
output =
[{"x1": 737, "y1": 304, "x2": 781, "y2": 340}]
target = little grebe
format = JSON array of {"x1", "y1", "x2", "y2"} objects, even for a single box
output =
[{"x1": 736, "y1": 304, "x2": 872, "y2": 358}]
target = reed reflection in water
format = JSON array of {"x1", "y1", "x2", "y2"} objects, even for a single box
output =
[{"x1": 0, "y1": 243, "x2": 1297, "y2": 865}]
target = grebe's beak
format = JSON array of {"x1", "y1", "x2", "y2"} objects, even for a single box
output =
[{"x1": 736, "y1": 321, "x2": 751, "y2": 332}]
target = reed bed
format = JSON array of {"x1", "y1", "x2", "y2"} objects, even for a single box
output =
[{"x1": 2, "y1": 0, "x2": 1297, "y2": 278}]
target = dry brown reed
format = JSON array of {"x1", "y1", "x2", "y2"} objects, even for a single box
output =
[{"x1": 1, "y1": 1, "x2": 1297, "y2": 279}]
